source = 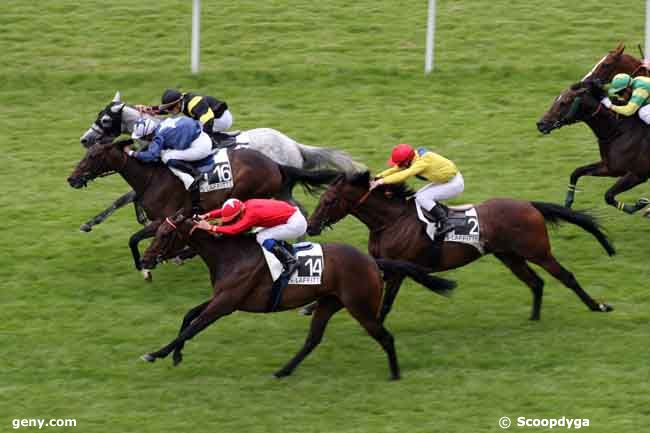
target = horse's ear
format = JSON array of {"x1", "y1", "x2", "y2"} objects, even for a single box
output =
[
  {"x1": 613, "y1": 42, "x2": 625, "y2": 56},
  {"x1": 112, "y1": 91, "x2": 121, "y2": 102}
]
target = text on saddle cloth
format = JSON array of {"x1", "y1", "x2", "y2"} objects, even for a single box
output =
[
  {"x1": 415, "y1": 203, "x2": 484, "y2": 254},
  {"x1": 262, "y1": 242, "x2": 324, "y2": 285},
  {"x1": 200, "y1": 148, "x2": 234, "y2": 193}
]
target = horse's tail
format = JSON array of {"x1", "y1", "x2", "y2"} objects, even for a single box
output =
[
  {"x1": 531, "y1": 201, "x2": 616, "y2": 256},
  {"x1": 375, "y1": 259, "x2": 456, "y2": 297},
  {"x1": 296, "y1": 143, "x2": 366, "y2": 173},
  {"x1": 279, "y1": 165, "x2": 341, "y2": 196}
]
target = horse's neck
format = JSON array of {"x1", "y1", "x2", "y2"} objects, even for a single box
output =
[
  {"x1": 352, "y1": 193, "x2": 411, "y2": 231},
  {"x1": 584, "y1": 110, "x2": 621, "y2": 147},
  {"x1": 189, "y1": 233, "x2": 262, "y2": 284},
  {"x1": 119, "y1": 156, "x2": 167, "y2": 196},
  {"x1": 189, "y1": 232, "x2": 224, "y2": 282}
]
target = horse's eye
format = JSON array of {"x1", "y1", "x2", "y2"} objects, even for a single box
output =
[{"x1": 100, "y1": 117, "x2": 112, "y2": 128}]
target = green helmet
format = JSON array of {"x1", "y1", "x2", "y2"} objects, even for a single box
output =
[{"x1": 608, "y1": 73, "x2": 632, "y2": 96}]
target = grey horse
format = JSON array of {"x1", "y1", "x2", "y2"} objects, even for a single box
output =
[{"x1": 78, "y1": 92, "x2": 364, "y2": 231}]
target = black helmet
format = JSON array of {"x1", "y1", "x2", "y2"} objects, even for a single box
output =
[{"x1": 161, "y1": 89, "x2": 182, "y2": 106}]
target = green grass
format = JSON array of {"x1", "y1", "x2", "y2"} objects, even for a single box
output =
[{"x1": 1, "y1": 1, "x2": 650, "y2": 432}]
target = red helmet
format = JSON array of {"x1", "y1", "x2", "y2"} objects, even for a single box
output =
[
  {"x1": 388, "y1": 143, "x2": 415, "y2": 166},
  {"x1": 221, "y1": 198, "x2": 245, "y2": 222}
]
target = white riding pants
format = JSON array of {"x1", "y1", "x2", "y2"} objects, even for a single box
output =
[
  {"x1": 212, "y1": 109, "x2": 234, "y2": 132},
  {"x1": 638, "y1": 105, "x2": 650, "y2": 124},
  {"x1": 415, "y1": 172, "x2": 465, "y2": 210},
  {"x1": 255, "y1": 210, "x2": 307, "y2": 245},
  {"x1": 161, "y1": 132, "x2": 213, "y2": 163}
]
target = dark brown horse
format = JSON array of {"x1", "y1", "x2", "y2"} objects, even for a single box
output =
[
  {"x1": 537, "y1": 80, "x2": 650, "y2": 214},
  {"x1": 138, "y1": 213, "x2": 456, "y2": 380},
  {"x1": 306, "y1": 172, "x2": 616, "y2": 321},
  {"x1": 67, "y1": 140, "x2": 339, "y2": 270}
]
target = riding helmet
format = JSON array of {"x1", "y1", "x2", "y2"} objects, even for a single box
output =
[
  {"x1": 608, "y1": 73, "x2": 632, "y2": 96},
  {"x1": 161, "y1": 89, "x2": 183, "y2": 106},
  {"x1": 388, "y1": 143, "x2": 416, "y2": 167}
]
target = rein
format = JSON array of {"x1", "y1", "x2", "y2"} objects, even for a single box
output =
[{"x1": 164, "y1": 217, "x2": 177, "y2": 230}]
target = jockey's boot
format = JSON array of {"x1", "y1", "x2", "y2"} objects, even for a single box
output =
[
  {"x1": 429, "y1": 204, "x2": 454, "y2": 240},
  {"x1": 270, "y1": 242, "x2": 299, "y2": 278},
  {"x1": 167, "y1": 159, "x2": 204, "y2": 213}
]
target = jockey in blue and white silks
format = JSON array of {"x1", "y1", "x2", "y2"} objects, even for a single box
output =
[
  {"x1": 125, "y1": 116, "x2": 213, "y2": 211},
  {"x1": 129, "y1": 116, "x2": 212, "y2": 165}
]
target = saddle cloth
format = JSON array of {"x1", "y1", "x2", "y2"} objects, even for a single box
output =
[
  {"x1": 167, "y1": 148, "x2": 234, "y2": 192},
  {"x1": 415, "y1": 202, "x2": 485, "y2": 254},
  {"x1": 262, "y1": 242, "x2": 324, "y2": 285}
]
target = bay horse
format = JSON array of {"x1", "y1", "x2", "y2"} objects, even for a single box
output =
[
  {"x1": 537, "y1": 80, "x2": 650, "y2": 215},
  {"x1": 138, "y1": 212, "x2": 457, "y2": 380},
  {"x1": 77, "y1": 92, "x2": 363, "y2": 232},
  {"x1": 306, "y1": 172, "x2": 616, "y2": 322},
  {"x1": 67, "y1": 140, "x2": 339, "y2": 272},
  {"x1": 581, "y1": 43, "x2": 647, "y2": 84}
]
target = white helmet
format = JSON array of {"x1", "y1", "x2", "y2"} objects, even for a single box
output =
[{"x1": 132, "y1": 118, "x2": 157, "y2": 140}]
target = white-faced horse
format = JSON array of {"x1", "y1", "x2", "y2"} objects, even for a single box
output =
[{"x1": 77, "y1": 92, "x2": 364, "y2": 231}]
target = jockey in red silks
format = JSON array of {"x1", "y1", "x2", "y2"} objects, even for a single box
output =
[{"x1": 194, "y1": 198, "x2": 307, "y2": 278}]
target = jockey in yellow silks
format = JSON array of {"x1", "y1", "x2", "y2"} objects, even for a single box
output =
[{"x1": 370, "y1": 143, "x2": 464, "y2": 238}]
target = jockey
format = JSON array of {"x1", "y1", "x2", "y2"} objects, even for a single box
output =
[
  {"x1": 124, "y1": 116, "x2": 212, "y2": 211},
  {"x1": 194, "y1": 198, "x2": 307, "y2": 279},
  {"x1": 370, "y1": 143, "x2": 464, "y2": 238},
  {"x1": 601, "y1": 73, "x2": 650, "y2": 124},
  {"x1": 137, "y1": 89, "x2": 233, "y2": 134}
]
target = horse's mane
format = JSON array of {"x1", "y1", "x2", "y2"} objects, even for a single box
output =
[{"x1": 344, "y1": 170, "x2": 415, "y2": 202}]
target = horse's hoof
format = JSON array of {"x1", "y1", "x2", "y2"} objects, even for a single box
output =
[
  {"x1": 142, "y1": 269, "x2": 152, "y2": 282},
  {"x1": 172, "y1": 353, "x2": 183, "y2": 366},
  {"x1": 273, "y1": 369, "x2": 291, "y2": 378},
  {"x1": 79, "y1": 224, "x2": 92, "y2": 232},
  {"x1": 598, "y1": 303, "x2": 613, "y2": 312},
  {"x1": 389, "y1": 373, "x2": 401, "y2": 381},
  {"x1": 529, "y1": 315, "x2": 541, "y2": 321},
  {"x1": 141, "y1": 353, "x2": 156, "y2": 363}
]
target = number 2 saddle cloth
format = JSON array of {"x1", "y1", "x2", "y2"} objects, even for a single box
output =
[{"x1": 415, "y1": 202, "x2": 485, "y2": 254}]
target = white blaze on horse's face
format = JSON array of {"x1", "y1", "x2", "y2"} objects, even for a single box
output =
[{"x1": 582, "y1": 55, "x2": 608, "y2": 82}]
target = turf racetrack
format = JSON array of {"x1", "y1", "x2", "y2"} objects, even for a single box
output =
[{"x1": 1, "y1": 1, "x2": 648, "y2": 432}]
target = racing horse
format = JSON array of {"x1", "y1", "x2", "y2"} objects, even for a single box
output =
[
  {"x1": 138, "y1": 212, "x2": 457, "y2": 380},
  {"x1": 306, "y1": 172, "x2": 616, "y2": 322},
  {"x1": 67, "y1": 140, "x2": 339, "y2": 273},
  {"x1": 77, "y1": 92, "x2": 363, "y2": 231},
  {"x1": 581, "y1": 43, "x2": 647, "y2": 84},
  {"x1": 537, "y1": 80, "x2": 650, "y2": 215}
]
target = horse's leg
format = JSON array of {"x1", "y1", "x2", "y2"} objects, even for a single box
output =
[
  {"x1": 143, "y1": 291, "x2": 237, "y2": 363},
  {"x1": 379, "y1": 274, "x2": 406, "y2": 324},
  {"x1": 495, "y1": 253, "x2": 545, "y2": 320},
  {"x1": 345, "y1": 296, "x2": 400, "y2": 380},
  {"x1": 129, "y1": 221, "x2": 161, "y2": 272},
  {"x1": 604, "y1": 172, "x2": 649, "y2": 214},
  {"x1": 274, "y1": 296, "x2": 343, "y2": 378},
  {"x1": 529, "y1": 254, "x2": 612, "y2": 313},
  {"x1": 80, "y1": 190, "x2": 137, "y2": 232},
  {"x1": 172, "y1": 300, "x2": 211, "y2": 366},
  {"x1": 566, "y1": 161, "x2": 609, "y2": 208}
]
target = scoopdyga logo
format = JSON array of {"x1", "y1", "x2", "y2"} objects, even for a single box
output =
[{"x1": 499, "y1": 416, "x2": 590, "y2": 429}]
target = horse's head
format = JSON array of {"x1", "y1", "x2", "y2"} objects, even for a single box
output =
[
  {"x1": 80, "y1": 92, "x2": 126, "y2": 147},
  {"x1": 537, "y1": 81, "x2": 604, "y2": 134},
  {"x1": 67, "y1": 141, "x2": 128, "y2": 188},
  {"x1": 582, "y1": 43, "x2": 631, "y2": 82},
  {"x1": 307, "y1": 171, "x2": 373, "y2": 235},
  {"x1": 141, "y1": 212, "x2": 194, "y2": 270}
]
